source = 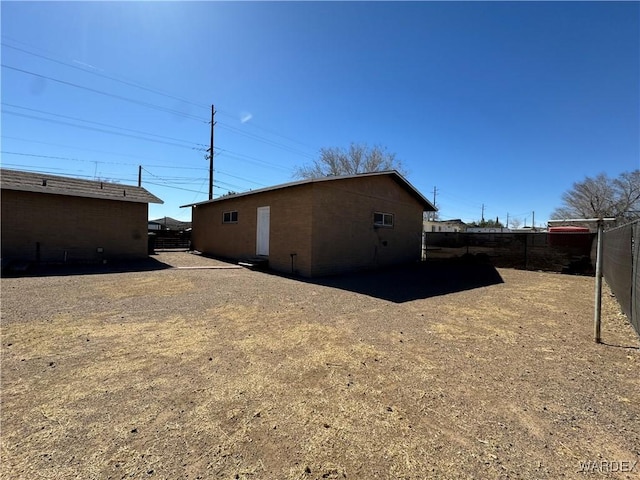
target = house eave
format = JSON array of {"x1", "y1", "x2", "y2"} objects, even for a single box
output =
[{"x1": 181, "y1": 170, "x2": 436, "y2": 211}]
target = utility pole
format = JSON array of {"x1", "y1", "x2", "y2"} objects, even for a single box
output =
[
  {"x1": 532, "y1": 211, "x2": 535, "y2": 230},
  {"x1": 506, "y1": 212, "x2": 510, "y2": 229},
  {"x1": 138, "y1": 165, "x2": 142, "y2": 187},
  {"x1": 481, "y1": 204, "x2": 485, "y2": 222},
  {"x1": 208, "y1": 104, "x2": 216, "y2": 200},
  {"x1": 432, "y1": 186, "x2": 437, "y2": 221}
]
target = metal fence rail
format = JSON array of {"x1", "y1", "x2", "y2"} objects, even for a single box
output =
[{"x1": 602, "y1": 220, "x2": 640, "y2": 337}]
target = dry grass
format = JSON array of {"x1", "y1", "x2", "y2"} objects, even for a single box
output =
[{"x1": 1, "y1": 253, "x2": 639, "y2": 479}]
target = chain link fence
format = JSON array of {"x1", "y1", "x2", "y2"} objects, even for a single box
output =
[{"x1": 602, "y1": 220, "x2": 639, "y2": 337}]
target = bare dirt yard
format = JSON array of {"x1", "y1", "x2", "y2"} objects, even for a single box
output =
[{"x1": 1, "y1": 252, "x2": 639, "y2": 479}]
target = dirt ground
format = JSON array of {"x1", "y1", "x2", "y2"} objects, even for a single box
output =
[{"x1": 1, "y1": 252, "x2": 639, "y2": 480}]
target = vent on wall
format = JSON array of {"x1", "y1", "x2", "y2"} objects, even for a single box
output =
[{"x1": 42, "y1": 179, "x2": 47, "y2": 186}]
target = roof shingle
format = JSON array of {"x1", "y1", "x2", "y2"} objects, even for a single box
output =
[{"x1": 0, "y1": 169, "x2": 163, "y2": 204}]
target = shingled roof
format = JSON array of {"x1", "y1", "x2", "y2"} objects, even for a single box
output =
[
  {"x1": 0, "y1": 169, "x2": 163, "y2": 204},
  {"x1": 149, "y1": 216, "x2": 192, "y2": 230}
]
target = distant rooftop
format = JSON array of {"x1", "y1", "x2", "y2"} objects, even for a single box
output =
[
  {"x1": 149, "y1": 216, "x2": 191, "y2": 230},
  {"x1": 0, "y1": 169, "x2": 163, "y2": 204}
]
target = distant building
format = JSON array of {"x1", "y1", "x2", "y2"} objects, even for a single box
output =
[
  {"x1": 466, "y1": 226, "x2": 512, "y2": 233},
  {"x1": 424, "y1": 219, "x2": 468, "y2": 233},
  {"x1": 1, "y1": 169, "x2": 162, "y2": 264},
  {"x1": 148, "y1": 216, "x2": 192, "y2": 250},
  {"x1": 148, "y1": 217, "x2": 192, "y2": 232}
]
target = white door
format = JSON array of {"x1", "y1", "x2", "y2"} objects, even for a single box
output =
[{"x1": 256, "y1": 206, "x2": 270, "y2": 256}]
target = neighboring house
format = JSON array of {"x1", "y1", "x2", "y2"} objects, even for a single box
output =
[
  {"x1": 148, "y1": 216, "x2": 192, "y2": 250},
  {"x1": 424, "y1": 219, "x2": 468, "y2": 233},
  {"x1": 1, "y1": 169, "x2": 163, "y2": 264},
  {"x1": 182, "y1": 170, "x2": 436, "y2": 277},
  {"x1": 148, "y1": 217, "x2": 192, "y2": 232},
  {"x1": 466, "y1": 227, "x2": 512, "y2": 233}
]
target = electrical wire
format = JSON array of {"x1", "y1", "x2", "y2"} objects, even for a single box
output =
[
  {"x1": 1, "y1": 134, "x2": 169, "y2": 164},
  {"x1": 217, "y1": 122, "x2": 315, "y2": 159},
  {"x1": 2, "y1": 42, "x2": 327, "y2": 187},
  {"x1": 3, "y1": 37, "x2": 321, "y2": 161},
  {"x1": 3, "y1": 103, "x2": 208, "y2": 149},
  {"x1": 2, "y1": 64, "x2": 208, "y2": 123},
  {"x1": 4, "y1": 110, "x2": 208, "y2": 152},
  {"x1": 3, "y1": 37, "x2": 317, "y2": 151},
  {"x1": 1, "y1": 41, "x2": 210, "y2": 112},
  {"x1": 215, "y1": 148, "x2": 290, "y2": 172},
  {"x1": 3, "y1": 152, "x2": 268, "y2": 191},
  {"x1": 144, "y1": 180, "x2": 238, "y2": 195},
  {"x1": 0, "y1": 136, "x2": 248, "y2": 174}
]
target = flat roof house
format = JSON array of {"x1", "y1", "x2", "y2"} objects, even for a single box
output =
[
  {"x1": 182, "y1": 171, "x2": 436, "y2": 277},
  {"x1": 424, "y1": 219, "x2": 468, "y2": 233},
  {"x1": 1, "y1": 169, "x2": 163, "y2": 264}
]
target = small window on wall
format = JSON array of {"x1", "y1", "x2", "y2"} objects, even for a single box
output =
[
  {"x1": 374, "y1": 212, "x2": 394, "y2": 227},
  {"x1": 223, "y1": 211, "x2": 238, "y2": 223}
]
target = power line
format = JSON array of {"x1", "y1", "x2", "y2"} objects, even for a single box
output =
[
  {"x1": 3, "y1": 36, "x2": 321, "y2": 160},
  {"x1": 2, "y1": 64, "x2": 208, "y2": 123},
  {"x1": 2, "y1": 59, "x2": 317, "y2": 159},
  {"x1": 1, "y1": 163, "x2": 82, "y2": 173},
  {"x1": 2, "y1": 134, "x2": 166, "y2": 164},
  {"x1": 2, "y1": 41, "x2": 210, "y2": 112},
  {"x1": 2, "y1": 46, "x2": 318, "y2": 185},
  {"x1": 215, "y1": 169, "x2": 266, "y2": 187},
  {"x1": 4, "y1": 110, "x2": 208, "y2": 152},
  {"x1": 2, "y1": 151, "x2": 93, "y2": 162},
  {"x1": 215, "y1": 148, "x2": 291, "y2": 172},
  {"x1": 3, "y1": 103, "x2": 207, "y2": 149},
  {"x1": 438, "y1": 189, "x2": 484, "y2": 208},
  {"x1": 3, "y1": 152, "x2": 268, "y2": 190},
  {"x1": 1, "y1": 135, "x2": 238, "y2": 171},
  {"x1": 4, "y1": 108, "x2": 299, "y2": 174},
  {"x1": 215, "y1": 108, "x2": 319, "y2": 152},
  {"x1": 144, "y1": 180, "x2": 241, "y2": 195},
  {"x1": 217, "y1": 122, "x2": 315, "y2": 159}
]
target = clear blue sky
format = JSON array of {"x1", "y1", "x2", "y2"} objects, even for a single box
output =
[{"x1": 2, "y1": 1, "x2": 638, "y2": 226}]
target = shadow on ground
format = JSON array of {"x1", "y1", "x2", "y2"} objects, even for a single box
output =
[
  {"x1": 1, "y1": 256, "x2": 172, "y2": 278},
  {"x1": 600, "y1": 341, "x2": 640, "y2": 350},
  {"x1": 297, "y1": 259, "x2": 505, "y2": 303}
]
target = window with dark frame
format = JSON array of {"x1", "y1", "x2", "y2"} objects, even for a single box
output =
[
  {"x1": 223, "y1": 211, "x2": 238, "y2": 223},
  {"x1": 374, "y1": 212, "x2": 394, "y2": 227}
]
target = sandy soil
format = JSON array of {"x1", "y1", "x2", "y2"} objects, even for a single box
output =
[{"x1": 1, "y1": 252, "x2": 639, "y2": 479}]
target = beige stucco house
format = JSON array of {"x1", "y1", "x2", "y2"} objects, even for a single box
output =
[
  {"x1": 424, "y1": 219, "x2": 468, "y2": 233},
  {"x1": 1, "y1": 169, "x2": 163, "y2": 264},
  {"x1": 183, "y1": 171, "x2": 436, "y2": 277}
]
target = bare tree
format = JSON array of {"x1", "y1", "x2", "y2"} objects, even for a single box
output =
[
  {"x1": 509, "y1": 218, "x2": 522, "y2": 230},
  {"x1": 294, "y1": 143, "x2": 406, "y2": 179},
  {"x1": 551, "y1": 170, "x2": 640, "y2": 221}
]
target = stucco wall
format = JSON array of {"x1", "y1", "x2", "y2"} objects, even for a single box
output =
[
  {"x1": 1, "y1": 190, "x2": 149, "y2": 263},
  {"x1": 191, "y1": 176, "x2": 425, "y2": 277},
  {"x1": 310, "y1": 176, "x2": 424, "y2": 276},
  {"x1": 191, "y1": 186, "x2": 314, "y2": 276}
]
